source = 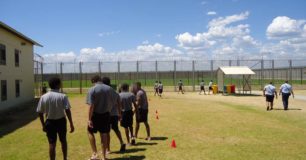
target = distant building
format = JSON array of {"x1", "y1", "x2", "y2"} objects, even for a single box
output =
[{"x1": 0, "y1": 21, "x2": 42, "y2": 112}]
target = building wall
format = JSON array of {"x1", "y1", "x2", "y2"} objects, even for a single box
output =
[{"x1": 0, "y1": 27, "x2": 34, "y2": 112}]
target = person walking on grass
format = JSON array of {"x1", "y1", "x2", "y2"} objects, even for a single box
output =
[
  {"x1": 208, "y1": 80, "x2": 213, "y2": 95},
  {"x1": 177, "y1": 80, "x2": 184, "y2": 94},
  {"x1": 37, "y1": 77, "x2": 74, "y2": 160},
  {"x1": 119, "y1": 83, "x2": 137, "y2": 145},
  {"x1": 199, "y1": 80, "x2": 206, "y2": 95},
  {"x1": 279, "y1": 80, "x2": 294, "y2": 110},
  {"x1": 263, "y1": 82, "x2": 277, "y2": 111},
  {"x1": 86, "y1": 75, "x2": 114, "y2": 160},
  {"x1": 158, "y1": 81, "x2": 163, "y2": 97},
  {"x1": 101, "y1": 77, "x2": 126, "y2": 153},
  {"x1": 134, "y1": 82, "x2": 151, "y2": 141},
  {"x1": 154, "y1": 80, "x2": 159, "y2": 96}
]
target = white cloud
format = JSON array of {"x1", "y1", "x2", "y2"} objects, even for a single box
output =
[
  {"x1": 208, "y1": 11, "x2": 249, "y2": 27},
  {"x1": 142, "y1": 40, "x2": 149, "y2": 44},
  {"x1": 207, "y1": 11, "x2": 217, "y2": 16},
  {"x1": 267, "y1": 16, "x2": 305, "y2": 39},
  {"x1": 98, "y1": 30, "x2": 120, "y2": 37}
]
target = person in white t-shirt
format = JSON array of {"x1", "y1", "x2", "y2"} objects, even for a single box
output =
[
  {"x1": 263, "y1": 82, "x2": 277, "y2": 111},
  {"x1": 279, "y1": 81, "x2": 294, "y2": 110}
]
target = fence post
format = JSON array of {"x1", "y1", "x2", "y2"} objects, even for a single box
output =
[
  {"x1": 60, "y1": 62, "x2": 63, "y2": 92},
  {"x1": 117, "y1": 61, "x2": 120, "y2": 86},
  {"x1": 261, "y1": 59, "x2": 264, "y2": 89},
  {"x1": 272, "y1": 60, "x2": 274, "y2": 83},
  {"x1": 301, "y1": 68, "x2": 303, "y2": 85},
  {"x1": 79, "y1": 62, "x2": 82, "y2": 94},
  {"x1": 98, "y1": 61, "x2": 102, "y2": 77},
  {"x1": 174, "y1": 60, "x2": 177, "y2": 91},
  {"x1": 210, "y1": 60, "x2": 213, "y2": 80},
  {"x1": 192, "y1": 60, "x2": 195, "y2": 91},
  {"x1": 155, "y1": 60, "x2": 158, "y2": 81},
  {"x1": 40, "y1": 62, "x2": 44, "y2": 96},
  {"x1": 289, "y1": 59, "x2": 292, "y2": 84},
  {"x1": 136, "y1": 61, "x2": 139, "y2": 81}
]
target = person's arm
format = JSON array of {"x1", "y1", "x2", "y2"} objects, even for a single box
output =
[
  {"x1": 291, "y1": 90, "x2": 294, "y2": 98},
  {"x1": 274, "y1": 90, "x2": 278, "y2": 99},
  {"x1": 65, "y1": 109, "x2": 74, "y2": 133},
  {"x1": 117, "y1": 98, "x2": 122, "y2": 120},
  {"x1": 263, "y1": 88, "x2": 265, "y2": 97},
  {"x1": 88, "y1": 104, "x2": 94, "y2": 128},
  {"x1": 38, "y1": 113, "x2": 46, "y2": 132}
]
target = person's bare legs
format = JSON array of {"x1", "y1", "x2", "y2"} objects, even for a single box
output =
[
  {"x1": 100, "y1": 133, "x2": 109, "y2": 160},
  {"x1": 49, "y1": 143, "x2": 56, "y2": 160},
  {"x1": 106, "y1": 133, "x2": 111, "y2": 153},
  {"x1": 60, "y1": 140, "x2": 68, "y2": 160},
  {"x1": 87, "y1": 132, "x2": 98, "y2": 155},
  {"x1": 135, "y1": 123, "x2": 140, "y2": 138},
  {"x1": 144, "y1": 122, "x2": 151, "y2": 140},
  {"x1": 124, "y1": 128, "x2": 130, "y2": 144},
  {"x1": 114, "y1": 130, "x2": 124, "y2": 145}
]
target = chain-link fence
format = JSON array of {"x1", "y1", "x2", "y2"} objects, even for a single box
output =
[{"x1": 36, "y1": 59, "x2": 306, "y2": 94}]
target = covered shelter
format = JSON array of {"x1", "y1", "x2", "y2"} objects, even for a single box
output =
[{"x1": 217, "y1": 66, "x2": 255, "y2": 94}]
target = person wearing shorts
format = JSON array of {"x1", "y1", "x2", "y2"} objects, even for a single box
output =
[
  {"x1": 158, "y1": 81, "x2": 163, "y2": 97},
  {"x1": 263, "y1": 82, "x2": 277, "y2": 111},
  {"x1": 37, "y1": 77, "x2": 74, "y2": 160},
  {"x1": 119, "y1": 83, "x2": 137, "y2": 145},
  {"x1": 102, "y1": 77, "x2": 126, "y2": 153},
  {"x1": 177, "y1": 80, "x2": 184, "y2": 94},
  {"x1": 154, "y1": 81, "x2": 159, "y2": 96},
  {"x1": 86, "y1": 75, "x2": 114, "y2": 160},
  {"x1": 208, "y1": 80, "x2": 213, "y2": 95},
  {"x1": 279, "y1": 81, "x2": 294, "y2": 110},
  {"x1": 134, "y1": 82, "x2": 151, "y2": 141},
  {"x1": 199, "y1": 80, "x2": 206, "y2": 95}
]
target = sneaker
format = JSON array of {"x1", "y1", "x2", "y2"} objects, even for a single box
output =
[
  {"x1": 145, "y1": 137, "x2": 151, "y2": 141},
  {"x1": 88, "y1": 153, "x2": 99, "y2": 160},
  {"x1": 131, "y1": 139, "x2": 136, "y2": 145},
  {"x1": 120, "y1": 144, "x2": 126, "y2": 152}
]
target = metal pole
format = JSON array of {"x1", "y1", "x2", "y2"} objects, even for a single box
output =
[
  {"x1": 117, "y1": 61, "x2": 120, "y2": 86},
  {"x1": 272, "y1": 60, "x2": 274, "y2": 83},
  {"x1": 40, "y1": 62, "x2": 44, "y2": 96},
  {"x1": 210, "y1": 60, "x2": 213, "y2": 80},
  {"x1": 79, "y1": 62, "x2": 82, "y2": 94},
  {"x1": 301, "y1": 68, "x2": 303, "y2": 85},
  {"x1": 289, "y1": 59, "x2": 292, "y2": 84},
  {"x1": 98, "y1": 61, "x2": 102, "y2": 77},
  {"x1": 136, "y1": 61, "x2": 139, "y2": 81},
  {"x1": 192, "y1": 60, "x2": 195, "y2": 91},
  {"x1": 174, "y1": 60, "x2": 177, "y2": 91},
  {"x1": 261, "y1": 59, "x2": 264, "y2": 89},
  {"x1": 155, "y1": 61, "x2": 158, "y2": 81},
  {"x1": 60, "y1": 62, "x2": 63, "y2": 92}
]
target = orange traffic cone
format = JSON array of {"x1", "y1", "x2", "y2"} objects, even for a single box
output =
[
  {"x1": 171, "y1": 139, "x2": 176, "y2": 148},
  {"x1": 156, "y1": 115, "x2": 159, "y2": 120},
  {"x1": 156, "y1": 110, "x2": 158, "y2": 114}
]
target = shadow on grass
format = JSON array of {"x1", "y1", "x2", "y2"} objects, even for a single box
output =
[
  {"x1": 0, "y1": 98, "x2": 39, "y2": 138},
  {"x1": 135, "y1": 142, "x2": 158, "y2": 146},
  {"x1": 137, "y1": 136, "x2": 168, "y2": 141},
  {"x1": 227, "y1": 93, "x2": 262, "y2": 97},
  {"x1": 273, "y1": 108, "x2": 302, "y2": 111},
  {"x1": 111, "y1": 155, "x2": 146, "y2": 160},
  {"x1": 113, "y1": 148, "x2": 146, "y2": 154}
]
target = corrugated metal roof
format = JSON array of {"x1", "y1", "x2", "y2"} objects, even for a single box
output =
[
  {"x1": 219, "y1": 66, "x2": 255, "y2": 75},
  {"x1": 0, "y1": 21, "x2": 43, "y2": 47}
]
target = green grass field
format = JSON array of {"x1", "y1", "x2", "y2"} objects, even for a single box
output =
[{"x1": 1, "y1": 91, "x2": 306, "y2": 160}]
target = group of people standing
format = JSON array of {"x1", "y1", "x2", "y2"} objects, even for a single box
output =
[
  {"x1": 263, "y1": 80, "x2": 295, "y2": 111},
  {"x1": 37, "y1": 76, "x2": 151, "y2": 160},
  {"x1": 153, "y1": 81, "x2": 163, "y2": 97}
]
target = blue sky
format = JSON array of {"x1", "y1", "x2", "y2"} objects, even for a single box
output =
[{"x1": 1, "y1": 0, "x2": 306, "y2": 62}]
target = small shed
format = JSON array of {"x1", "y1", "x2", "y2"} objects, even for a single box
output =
[{"x1": 217, "y1": 66, "x2": 255, "y2": 94}]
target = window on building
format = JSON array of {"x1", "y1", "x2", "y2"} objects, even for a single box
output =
[
  {"x1": 0, "y1": 44, "x2": 6, "y2": 65},
  {"x1": 15, "y1": 80, "x2": 20, "y2": 97},
  {"x1": 15, "y1": 49, "x2": 20, "y2": 67},
  {"x1": 1, "y1": 80, "x2": 7, "y2": 101}
]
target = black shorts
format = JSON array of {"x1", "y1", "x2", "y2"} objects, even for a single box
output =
[
  {"x1": 121, "y1": 110, "x2": 133, "y2": 128},
  {"x1": 45, "y1": 117, "x2": 67, "y2": 144},
  {"x1": 136, "y1": 108, "x2": 148, "y2": 123},
  {"x1": 266, "y1": 95, "x2": 274, "y2": 102},
  {"x1": 179, "y1": 86, "x2": 182, "y2": 90},
  {"x1": 88, "y1": 112, "x2": 110, "y2": 134},
  {"x1": 110, "y1": 116, "x2": 119, "y2": 131},
  {"x1": 155, "y1": 88, "x2": 158, "y2": 93},
  {"x1": 209, "y1": 87, "x2": 213, "y2": 90},
  {"x1": 159, "y1": 89, "x2": 163, "y2": 94},
  {"x1": 200, "y1": 86, "x2": 205, "y2": 90}
]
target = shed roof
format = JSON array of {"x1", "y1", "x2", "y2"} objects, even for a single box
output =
[
  {"x1": 219, "y1": 66, "x2": 255, "y2": 75},
  {"x1": 0, "y1": 21, "x2": 43, "y2": 47}
]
